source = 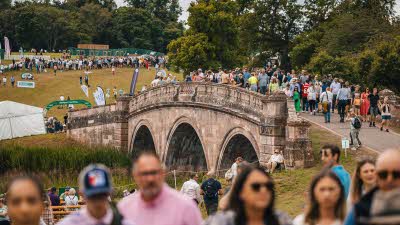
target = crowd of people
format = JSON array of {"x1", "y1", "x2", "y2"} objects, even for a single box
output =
[
  {"x1": 148, "y1": 66, "x2": 393, "y2": 151},
  {"x1": 0, "y1": 146, "x2": 399, "y2": 225},
  {"x1": 2, "y1": 55, "x2": 166, "y2": 74},
  {"x1": 150, "y1": 66, "x2": 391, "y2": 132}
]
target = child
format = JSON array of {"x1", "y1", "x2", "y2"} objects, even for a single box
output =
[
  {"x1": 112, "y1": 65, "x2": 116, "y2": 76},
  {"x1": 348, "y1": 110, "x2": 362, "y2": 150}
]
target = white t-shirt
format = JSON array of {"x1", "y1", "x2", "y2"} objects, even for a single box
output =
[
  {"x1": 293, "y1": 214, "x2": 341, "y2": 225},
  {"x1": 269, "y1": 154, "x2": 284, "y2": 164},
  {"x1": 180, "y1": 179, "x2": 201, "y2": 202},
  {"x1": 330, "y1": 82, "x2": 341, "y2": 95},
  {"x1": 65, "y1": 195, "x2": 78, "y2": 206},
  {"x1": 231, "y1": 162, "x2": 238, "y2": 177},
  {"x1": 151, "y1": 79, "x2": 160, "y2": 87},
  {"x1": 320, "y1": 91, "x2": 333, "y2": 103}
]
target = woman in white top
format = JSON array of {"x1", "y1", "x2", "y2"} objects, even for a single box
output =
[
  {"x1": 307, "y1": 84, "x2": 317, "y2": 115},
  {"x1": 64, "y1": 188, "x2": 79, "y2": 209},
  {"x1": 293, "y1": 169, "x2": 346, "y2": 225},
  {"x1": 380, "y1": 96, "x2": 392, "y2": 132}
]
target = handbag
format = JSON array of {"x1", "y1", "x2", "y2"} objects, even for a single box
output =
[
  {"x1": 322, "y1": 102, "x2": 328, "y2": 113},
  {"x1": 322, "y1": 92, "x2": 329, "y2": 113}
]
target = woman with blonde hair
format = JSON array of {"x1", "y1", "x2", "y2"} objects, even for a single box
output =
[
  {"x1": 269, "y1": 77, "x2": 279, "y2": 94},
  {"x1": 64, "y1": 188, "x2": 79, "y2": 208},
  {"x1": 352, "y1": 85, "x2": 361, "y2": 116}
]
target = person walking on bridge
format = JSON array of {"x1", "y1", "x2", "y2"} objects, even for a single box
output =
[{"x1": 336, "y1": 82, "x2": 351, "y2": 123}]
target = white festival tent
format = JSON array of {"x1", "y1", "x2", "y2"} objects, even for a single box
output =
[{"x1": 0, "y1": 101, "x2": 46, "y2": 140}]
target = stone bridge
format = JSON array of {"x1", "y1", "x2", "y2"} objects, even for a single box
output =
[{"x1": 67, "y1": 82, "x2": 313, "y2": 172}]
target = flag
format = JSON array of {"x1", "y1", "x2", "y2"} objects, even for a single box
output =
[
  {"x1": 4, "y1": 37, "x2": 11, "y2": 58},
  {"x1": 129, "y1": 68, "x2": 139, "y2": 96},
  {"x1": 81, "y1": 85, "x2": 89, "y2": 97},
  {"x1": 93, "y1": 86, "x2": 106, "y2": 106}
]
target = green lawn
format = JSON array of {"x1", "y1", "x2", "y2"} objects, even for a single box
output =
[
  {"x1": 0, "y1": 67, "x2": 182, "y2": 119},
  {"x1": 0, "y1": 124, "x2": 378, "y2": 217},
  {"x1": 0, "y1": 63, "x2": 378, "y2": 218}
]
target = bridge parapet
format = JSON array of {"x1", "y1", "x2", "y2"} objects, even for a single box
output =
[{"x1": 129, "y1": 82, "x2": 287, "y2": 125}]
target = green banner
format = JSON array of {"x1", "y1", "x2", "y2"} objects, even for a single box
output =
[{"x1": 45, "y1": 100, "x2": 92, "y2": 111}]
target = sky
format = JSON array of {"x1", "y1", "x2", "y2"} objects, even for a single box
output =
[{"x1": 113, "y1": 0, "x2": 400, "y2": 22}]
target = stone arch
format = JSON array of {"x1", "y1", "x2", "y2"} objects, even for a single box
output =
[
  {"x1": 130, "y1": 120, "x2": 157, "y2": 158},
  {"x1": 164, "y1": 117, "x2": 208, "y2": 171},
  {"x1": 217, "y1": 127, "x2": 260, "y2": 172}
]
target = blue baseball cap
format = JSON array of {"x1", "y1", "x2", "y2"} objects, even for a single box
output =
[{"x1": 79, "y1": 164, "x2": 112, "y2": 198}]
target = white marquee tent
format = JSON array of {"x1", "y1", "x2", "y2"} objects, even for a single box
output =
[{"x1": 0, "y1": 101, "x2": 46, "y2": 140}]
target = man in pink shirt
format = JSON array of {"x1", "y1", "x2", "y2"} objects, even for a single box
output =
[
  {"x1": 58, "y1": 164, "x2": 135, "y2": 225},
  {"x1": 118, "y1": 152, "x2": 202, "y2": 225}
]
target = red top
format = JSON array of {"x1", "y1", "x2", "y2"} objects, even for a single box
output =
[{"x1": 302, "y1": 83, "x2": 310, "y2": 98}]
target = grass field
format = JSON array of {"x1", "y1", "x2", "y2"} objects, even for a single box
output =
[
  {"x1": 0, "y1": 60, "x2": 378, "y2": 217},
  {"x1": 0, "y1": 67, "x2": 182, "y2": 119},
  {"x1": 0, "y1": 124, "x2": 378, "y2": 217}
]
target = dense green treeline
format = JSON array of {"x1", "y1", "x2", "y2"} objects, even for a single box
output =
[
  {"x1": 167, "y1": 0, "x2": 399, "y2": 93},
  {"x1": 0, "y1": 0, "x2": 183, "y2": 53}
]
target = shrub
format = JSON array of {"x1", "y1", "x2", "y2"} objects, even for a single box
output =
[{"x1": 0, "y1": 145, "x2": 131, "y2": 174}]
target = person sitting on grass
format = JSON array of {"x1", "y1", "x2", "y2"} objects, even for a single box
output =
[{"x1": 266, "y1": 150, "x2": 285, "y2": 173}]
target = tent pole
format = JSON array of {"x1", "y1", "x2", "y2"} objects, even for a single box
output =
[{"x1": 9, "y1": 118, "x2": 13, "y2": 139}]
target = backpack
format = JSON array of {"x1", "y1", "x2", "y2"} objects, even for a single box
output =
[
  {"x1": 110, "y1": 202, "x2": 123, "y2": 225},
  {"x1": 353, "y1": 117, "x2": 362, "y2": 129},
  {"x1": 204, "y1": 179, "x2": 218, "y2": 199}
]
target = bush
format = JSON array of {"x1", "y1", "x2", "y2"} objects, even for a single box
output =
[{"x1": 0, "y1": 145, "x2": 131, "y2": 174}]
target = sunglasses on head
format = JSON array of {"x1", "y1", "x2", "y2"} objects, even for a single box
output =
[
  {"x1": 250, "y1": 182, "x2": 273, "y2": 192},
  {"x1": 377, "y1": 170, "x2": 400, "y2": 180}
]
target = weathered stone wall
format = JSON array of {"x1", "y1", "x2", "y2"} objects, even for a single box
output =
[
  {"x1": 66, "y1": 82, "x2": 314, "y2": 171},
  {"x1": 127, "y1": 83, "x2": 288, "y2": 171},
  {"x1": 67, "y1": 96, "x2": 131, "y2": 150},
  {"x1": 284, "y1": 99, "x2": 314, "y2": 169}
]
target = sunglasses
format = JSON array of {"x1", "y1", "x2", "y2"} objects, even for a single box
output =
[
  {"x1": 377, "y1": 170, "x2": 400, "y2": 180},
  {"x1": 250, "y1": 182, "x2": 273, "y2": 192},
  {"x1": 138, "y1": 169, "x2": 162, "y2": 177}
]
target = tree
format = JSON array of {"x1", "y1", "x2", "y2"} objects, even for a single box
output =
[
  {"x1": 290, "y1": 29, "x2": 323, "y2": 69},
  {"x1": 111, "y1": 7, "x2": 154, "y2": 49},
  {"x1": 240, "y1": 0, "x2": 303, "y2": 69},
  {"x1": 188, "y1": 0, "x2": 244, "y2": 68},
  {"x1": 303, "y1": 0, "x2": 337, "y2": 29},
  {"x1": 78, "y1": 3, "x2": 112, "y2": 44},
  {"x1": 168, "y1": 33, "x2": 219, "y2": 74},
  {"x1": 0, "y1": 0, "x2": 11, "y2": 10}
]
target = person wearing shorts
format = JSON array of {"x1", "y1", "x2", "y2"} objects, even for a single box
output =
[
  {"x1": 368, "y1": 88, "x2": 379, "y2": 127},
  {"x1": 380, "y1": 96, "x2": 391, "y2": 132}
]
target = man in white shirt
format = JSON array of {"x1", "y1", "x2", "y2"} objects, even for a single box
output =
[
  {"x1": 266, "y1": 150, "x2": 284, "y2": 173},
  {"x1": 180, "y1": 174, "x2": 201, "y2": 204},
  {"x1": 330, "y1": 78, "x2": 341, "y2": 113},
  {"x1": 150, "y1": 77, "x2": 160, "y2": 87},
  {"x1": 320, "y1": 87, "x2": 333, "y2": 123},
  {"x1": 230, "y1": 157, "x2": 243, "y2": 179}
]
